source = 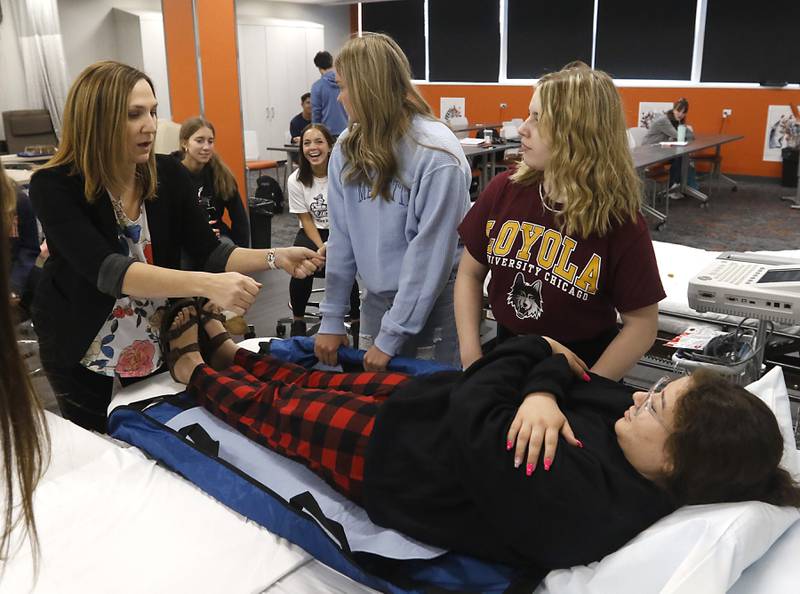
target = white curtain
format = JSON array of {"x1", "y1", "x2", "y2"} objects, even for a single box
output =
[{"x1": 8, "y1": 0, "x2": 69, "y2": 139}]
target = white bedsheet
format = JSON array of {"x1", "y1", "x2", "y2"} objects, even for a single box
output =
[{"x1": 1, "y1": 412, "x2": 328, "y2": 593}]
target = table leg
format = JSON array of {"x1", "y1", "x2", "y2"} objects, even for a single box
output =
[{"x1": 680, "y1": 155, "x2": 708, "y2": 203}]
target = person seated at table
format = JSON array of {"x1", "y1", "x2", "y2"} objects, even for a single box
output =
[
  {"x1": 643, "y1": 98, "x2": 699, "y2": 193},
  {"x1": 289, "y1": 93, "x2": 312, "y2": 144},
  {"x1": 456, "y1": 64, "x2": 663, "y2": 380},
  {"x1": 162, "y1": 300, "x2": 800, "y2": 580},
  {"x1": 173, "y1": 116, "x2": 250, "y2": 248}
]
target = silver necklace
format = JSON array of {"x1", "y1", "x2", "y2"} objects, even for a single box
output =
[{"x1": 539, "y1": 183, "x2": 564, "y2": 215}]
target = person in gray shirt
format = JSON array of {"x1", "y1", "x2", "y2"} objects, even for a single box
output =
[{"x1": 643, "y1": 98, "x2": 698, "y2": 194}]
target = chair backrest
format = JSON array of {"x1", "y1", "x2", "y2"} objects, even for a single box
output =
[
  {"x1": 448, "y1": 116, "x2": 470, "y2": 139},
  {"x1": 2, "y1": 110, "x2": 57, "y2": 153},
  {"x1": 243, "y1": 130, "x2": 260, "y2": 161},
  {"x1": 627, "y1": 127, "x2": 649, "y2": 149},
  {"x1": 154, "y1": 119, "x2": 181, "y2": 155}
]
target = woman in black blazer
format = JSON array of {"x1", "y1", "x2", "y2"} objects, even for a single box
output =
[{"x1": 30, "y1": 61, "x2": 322, "y2": 432}]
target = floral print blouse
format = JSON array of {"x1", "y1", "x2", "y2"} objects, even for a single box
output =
[{"x1": 81, "y1": 195, "x2": 166, "y2": 377}]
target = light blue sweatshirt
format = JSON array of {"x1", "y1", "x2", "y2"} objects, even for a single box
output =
[{"x1": 319, "y1": 115, "x2": 472, "y2": 356}]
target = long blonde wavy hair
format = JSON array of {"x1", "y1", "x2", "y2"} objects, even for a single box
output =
[
  {"x1": 38, "y1": 60, "x2": 158, "y2": 203},
  {"x1": 511, "y1": 66, "x2": 641, "y2": 238},
  {"x1": 179, "y1": 117, "x2": 238, "y2": 200},
  {"x1": 335, "y1": 33, "x2": 437, "y2": 201},
  {"x1": 0, "y1": 168, "x2": 49, "y2": 572}
]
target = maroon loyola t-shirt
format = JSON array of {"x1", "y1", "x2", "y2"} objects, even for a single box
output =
[{"x1": 459, "y1": 172, "x2": 665, "y2": 344}]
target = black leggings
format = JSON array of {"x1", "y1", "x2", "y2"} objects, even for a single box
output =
[
  {"x1": 289, "y1": 228, "x2": 360, "y2": 319},
  {"x1": 43, "y1": 360, "x2": 159, "y2": 433}
]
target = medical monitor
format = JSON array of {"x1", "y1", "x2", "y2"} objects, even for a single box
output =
[{"x1": 688, "y1": 252, "x2": 800, "y2": 325}]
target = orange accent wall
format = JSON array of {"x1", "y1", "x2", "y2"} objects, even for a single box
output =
[
  {"x1": 418, "y1": 84, "x2": 800, "y2": 178},
  {"x1": 162, "y1": 0, "x2": 201, "y2": 122},
  {"x1": 195, "y1": 0, "x2": 246, "y2": 206}
]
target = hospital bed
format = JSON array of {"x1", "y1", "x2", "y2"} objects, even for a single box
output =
[
  {"x1": 23, "y1": 340, "x2": 780, "y2": 594},
  {"x1": 2, "y1": 353, "x2": 792, "y2": 593}
]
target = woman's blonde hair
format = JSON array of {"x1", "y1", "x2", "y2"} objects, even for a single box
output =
[
  {"x1": 335, "y1": 32, "x2": 436, "y2": 201},
  {"x1": 39, "y1": 60, "x2": 158, "y2": 202},
  {"x1": 179, "y1": 117, "x2": 238, "y2": 200},
  {"x1": 0, "y1": 167, "x2": 49, "y2": 571},
  {"x1": 511, "y1": 66, "x2": 641, "y2": 238}
]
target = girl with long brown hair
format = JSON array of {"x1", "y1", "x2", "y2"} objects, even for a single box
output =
[
  {"x1": 174, "y1": 117, "x2": 249, "y2": 247},
  {"x1": 0, "y1": 167, "x2": 49, "y2": 568},
  {"x1": 314, "y1": 33, "x2": 471, "y2": 371},
  {"x1": 286, "y1": 123, "x2": 360, "y2": 337},
  {"x1": 456, "y1": 64, "x2": 663, "y2": 389},
  {"x1": 30, "y1": 60, "x2": 322, "y2": 433}
]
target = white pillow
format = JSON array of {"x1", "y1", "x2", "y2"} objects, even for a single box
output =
[
  {"x1": 744, "y1": 366, "x2": 800, "y2": 481},
  {"x1": 535, "y1": 366, "x2": 800, "y2": 594}
]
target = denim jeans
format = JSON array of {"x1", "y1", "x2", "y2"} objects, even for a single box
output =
[{"x1": 358, "y1": 271, "x2": 459, "y2": 366}]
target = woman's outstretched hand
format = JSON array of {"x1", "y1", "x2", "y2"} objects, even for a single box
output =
[
  {"x1": 542, "y1": 336, "x2": 590, "y2": 381},
  {"x1": 202, "y1": 272, "x2": 261, "y2": 316},
  {"x1": 506, "y1": 392, "x2": 583, "y2": 476},
  {"x1": 276, "y1": 247, "x2": 325, "y2": 278}
]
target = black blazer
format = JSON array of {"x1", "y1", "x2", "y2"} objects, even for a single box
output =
[{"x1": 30, "y1": 155, "x2": 230, "y2": 368}]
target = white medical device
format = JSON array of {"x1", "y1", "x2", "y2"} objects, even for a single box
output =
[
  {"x1": 688, "y1": 252, "x2": 800, "y2": 325},
  {"x1": 682, "y1": 252, "x2": 800, "y2": 383}
]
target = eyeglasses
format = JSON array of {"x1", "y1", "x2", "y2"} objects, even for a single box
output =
[{"x1": 633, "y1": 376, "x2": 670, "y2": 429}]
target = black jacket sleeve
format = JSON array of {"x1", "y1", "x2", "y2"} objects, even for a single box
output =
[{"x1": 30, "y1": 167, "x2": 134, "y2": 295}]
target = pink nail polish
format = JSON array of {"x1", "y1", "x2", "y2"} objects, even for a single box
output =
[
  {"x1": 544, "y1": 458, "x2": 552, "y2": 471},
  {"x1": 583, "y1": 372, "x2": 591, "y2": 382},
  {"x1": 514, "y1": 458, "x2": 521, "y2": 468},
  {"x1": 506, "y1": 440, "x2": 513, "y2": 451},
  {"x1": 526, "y1": 463, "x2": 534, "y2": 476},
  {"x1": 576, "y1": 440, "x2": 584, "y2": 449}
]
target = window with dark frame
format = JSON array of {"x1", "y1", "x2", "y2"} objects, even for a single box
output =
[
  {"x1": 361, "y1": 0, "x2": 426, "y2": 80},
  {"x1": 506, "y1": 0, "x2": 593, "y2": 79},
  {"x1": 428, "y1": 0, "x2": 500, "y2": 82},
  {"x1": 595, "y1": 0, "x2": 697, "y2": 80},
  {"x1": 701, "y1": 0, "x2": 800, "y2": 83}
]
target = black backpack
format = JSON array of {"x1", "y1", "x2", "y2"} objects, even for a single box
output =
[{"x1": 255, "y1": 175, "x2": 284, "y2": 212}]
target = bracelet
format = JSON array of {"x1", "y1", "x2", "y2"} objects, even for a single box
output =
[{"x1": 265, "y1": 248, "x2": 277, "y2": 270}]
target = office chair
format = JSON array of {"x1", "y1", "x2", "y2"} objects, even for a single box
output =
[{"x1": 2, "y1": 110, "x2": 57, "y2": 153}]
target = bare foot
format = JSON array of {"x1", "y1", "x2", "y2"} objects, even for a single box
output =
[
  {"x1": 201, "y1": 300, "x2": 238, "y2": 369},
  {"x1": 168, "y1": 306, "x2": 204, "y2": 384}
]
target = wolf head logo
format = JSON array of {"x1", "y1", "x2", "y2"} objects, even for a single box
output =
[{"x1": 507, "y1": 273, "x2": 543, "y2": 320}]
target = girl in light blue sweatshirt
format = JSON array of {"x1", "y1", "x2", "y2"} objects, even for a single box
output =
[{"x1": 315, "y1": 33, "x2": 471, "y2": 371}]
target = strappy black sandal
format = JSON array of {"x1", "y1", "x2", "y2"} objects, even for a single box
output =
[
  {"x1": 159, "y1": 298, "x2": 201, "y2": 382},
  {"x1": 196, "y1": 297, "x2": 233, "y2": 364}
]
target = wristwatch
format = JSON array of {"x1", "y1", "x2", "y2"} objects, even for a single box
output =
[{"x1": 265, "y1": 249, "x2": 277, "y2": 270}]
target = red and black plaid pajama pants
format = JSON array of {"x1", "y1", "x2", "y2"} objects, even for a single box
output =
[{"x1": 186, "y1": 349, "x2": 411, "y2": 502}]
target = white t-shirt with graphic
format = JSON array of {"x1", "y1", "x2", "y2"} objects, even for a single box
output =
[
  {"x1": 288, "y1": 169, "x2": 329, "y2": 229},
  {"x1": 81, "y1": 197, "x2": 166, "y2": 378}
]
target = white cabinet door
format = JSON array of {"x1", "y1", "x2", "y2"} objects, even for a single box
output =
[
  {"x1": 264, "y1": 25, "x2": 294, "y2": 158},
  {"x1": 237, "y1": 24, "x2": 270, "y2": 160},
  {"x1": 237, "y1": 20, "x2": 325, "y2": 161},
  {"x1": 304, "y1": 27, "x2": 325, "y2": 90}
]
